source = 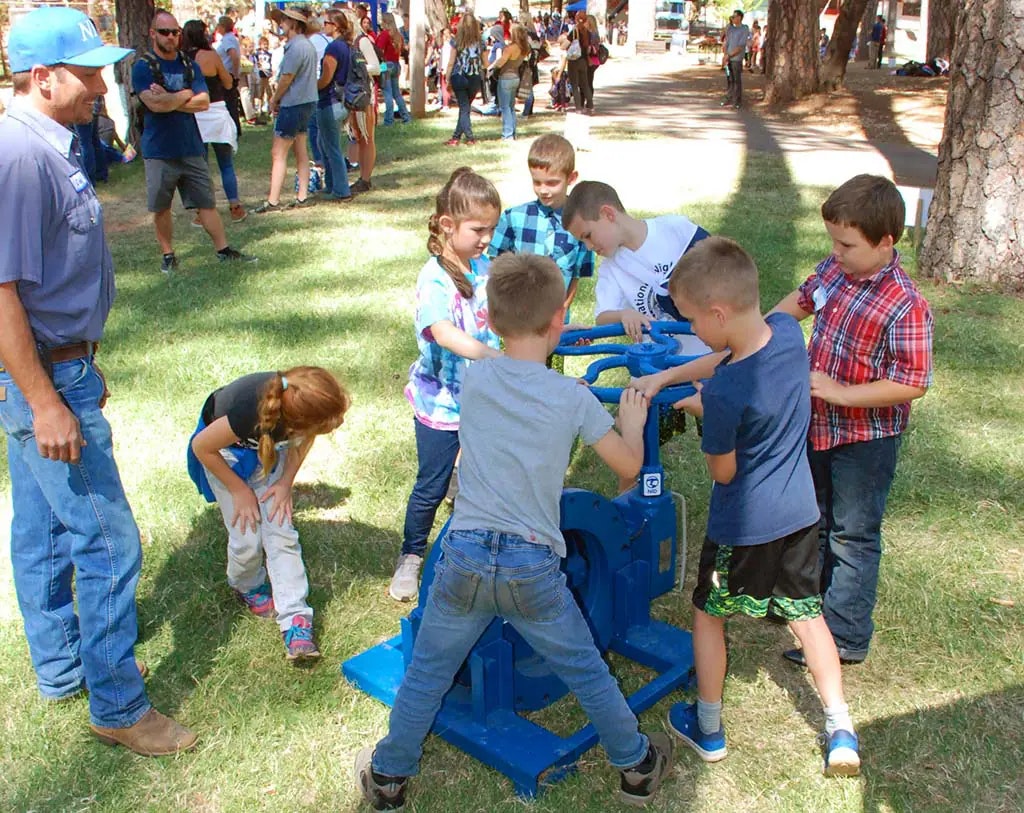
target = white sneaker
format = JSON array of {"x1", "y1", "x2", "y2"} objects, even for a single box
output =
[{"x1": 389, "y1": 554, "x2": 423, "y2": 602}]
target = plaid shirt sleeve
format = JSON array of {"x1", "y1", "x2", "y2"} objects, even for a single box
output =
[
  {"x1": 577, "y1": 247, "x2": 595, "y2": 279},
  {"x1": 796, "y1": 268, "x2": 821, "y2": 313},
  {"x1": 487, "y1": 209, "x2": 515, "y2": 259},
  {"x1": 885, "y1": 296, "x2": 934, "y2": 388}
]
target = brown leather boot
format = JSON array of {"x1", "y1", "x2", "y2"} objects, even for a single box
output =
[{"x1": 90, "y1": 708, "x2": 198, "y2": 756}]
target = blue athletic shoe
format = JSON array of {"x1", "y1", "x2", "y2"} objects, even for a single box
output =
[
  {"x1": 667, "y1": 702, "x2": 727, "y2": 762},
  {"x1": 823, "y1": 729, "x2": 860, "y2": 777}
]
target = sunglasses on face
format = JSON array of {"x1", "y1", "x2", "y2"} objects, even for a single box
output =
[{"x1": 156, "y1": 28, "x2": 181, "y2": 36}]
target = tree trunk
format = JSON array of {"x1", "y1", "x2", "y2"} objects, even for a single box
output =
[
  {"x1": 919, "y1": 0, "x2": 1024, "y2": 292},
  {"x1": 764, "y1": 0, "x2": 820, "y2": 105},
  {"x1": 820, "y1": 0, "x2": 870, "y2": 89},
  {"x1": 115, "y1": 0, "x2": 156, "y2": 147},
  {"x1": 855, "y1": 0, "x2": 878, "y2": 61},
  {"x1": 424, "y1": 0, "x2": 448, "y2": 37},
  {"x1": 926, "y1": 0, "x2": 958, "y2": 61}
]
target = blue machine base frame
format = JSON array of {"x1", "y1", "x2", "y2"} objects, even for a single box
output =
[{"x1": 342, "y1": 619, "x2": 694, "y2": 797}]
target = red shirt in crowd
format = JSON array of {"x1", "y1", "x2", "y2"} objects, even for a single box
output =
[{"x1": 375, "y1": 30, "x2": 401, "y2": 63}]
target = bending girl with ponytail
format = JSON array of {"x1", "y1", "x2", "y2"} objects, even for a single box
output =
[
  {"x1": 188, "y1": 366, "x2": 350, "y2": 661},
  {"x1": 389, "y1": 167, "x2": 502, "y2": 602}
]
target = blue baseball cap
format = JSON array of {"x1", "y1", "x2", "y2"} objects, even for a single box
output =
[{"x1": 9, "y1": 8, "x2": 134, "y2": 73}]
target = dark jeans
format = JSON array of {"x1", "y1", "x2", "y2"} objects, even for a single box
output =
[
  {"x1": 809, "y1": 435, "x2": 901, "y2": 660},
  {"x1": 307, "y1": 105, "x2": 322, "y2": 166},
  {"x1": 726, "y1": 58, "x2": 744, "y2": 105},
  {"x1": 450, "y1": 73, "x2": 482, "y2": 142},
  {"x1": 401, "y1": 419, "x2": 460, "y2": 557},
  {"x1": 224, "y1": 85, "x2": 242, "y2": 137},
  {"x1": 567, "y1": 57, "x2": 592, "y2": 111},
  {"x1": 74, "y1": 120, "x2": 108, "y2": 183}
]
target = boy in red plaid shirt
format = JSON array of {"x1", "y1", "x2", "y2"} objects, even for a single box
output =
[{"x1": 770, "y1": 174, "x2": 933, "y2": 666}]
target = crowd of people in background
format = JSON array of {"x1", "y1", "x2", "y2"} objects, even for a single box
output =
[{"x1": 74, "y1": 3, "x2": 610, "y2": 232}]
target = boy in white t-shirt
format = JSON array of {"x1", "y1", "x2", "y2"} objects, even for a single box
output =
[{"x1": 563, "y1": 180, "x2": 712, "y2": 357}]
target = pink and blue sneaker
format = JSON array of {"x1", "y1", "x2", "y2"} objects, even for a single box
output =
[
  {"x1": 667, "y1": 702, "x2": 728, "y2": 762},
  {"x1": 283, "y1": 616, "x2": 321, "y2": 661},
  {"x1": 235, "y1": 582, "x2": 275, "y2": 618}
]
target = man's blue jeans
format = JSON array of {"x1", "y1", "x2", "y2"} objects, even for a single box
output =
[
  {"x1": 382, "y1": 62, "x2": 411, "y2": 124},
  {"x1": 373, "y1": 529, "x2": 648, "y2": 777},
  {"x1": 401, "y1": 420, "x2": 459, "y2": 557},
  {"x1": 496, "y1": 75, "x2": 520, "y2": 139},
  {"x1": 0, "y1": 358, "x2": 149, "y2": 728},
  {"x1": 809, "y1": 435, "x2": 901, "y2": 661},
  {"x1": 316, "y1": 102, "x2": 352, "y2": 199}
]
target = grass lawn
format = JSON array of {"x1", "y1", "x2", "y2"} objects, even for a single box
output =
[{"x1": 1, "y1": 111, "x2": 1022, "y2": 813}]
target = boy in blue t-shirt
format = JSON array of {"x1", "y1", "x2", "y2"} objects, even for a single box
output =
[
  {"x1": 487, "y1": 134, "x2": 593, "y2": 323},
  {"x1": 656, "y1": 237, "x2": 860, "y2": 777}
]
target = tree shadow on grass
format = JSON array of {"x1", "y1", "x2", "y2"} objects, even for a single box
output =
[
  {"x1": 0, "y1": 482, "x2": 402, "y2": 813},
  {"x1": 858, "y1": 686, "x2": 1024, "y2": 812},
  {"x1": 854, "y1": 84, "x2": 938, "y2": 187}
]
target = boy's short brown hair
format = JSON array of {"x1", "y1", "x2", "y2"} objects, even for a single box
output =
[
  {"x1": 527, "y1": 134, "x2": 576, "y2": 177},
  {"x1": 821, "y1": 174, "x2": 905, "y2": 245},
  {"x1": 562, "y1": 181, "x2": 626, "y2": 226},
  {"x1": 668, "y1": 236, "x2": 760, "y2": 312},
  {"x1": 487, "y1": 254, "x2": 566, "y2": 338}
]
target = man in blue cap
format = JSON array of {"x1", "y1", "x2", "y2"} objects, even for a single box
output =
[{"x1": 0, "y1": 7, "x2": 197, "y2": 756}]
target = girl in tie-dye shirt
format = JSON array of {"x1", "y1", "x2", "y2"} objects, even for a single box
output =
[{"x1": 390, "y1": 168, "x2": 502, "y2": 602}]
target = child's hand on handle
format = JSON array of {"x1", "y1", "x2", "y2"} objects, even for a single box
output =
[
  {"x1": 621, "y1": 310, "x2": 651, "y2": 343},
  {"x1": 630, "y1": 371, "x2": 667, "y2": 401},
  {"x1": 674, "y1": 381, "x2": 703, "y2": 418},
  {"x1": 616, "y1": 387, "x2": 650, "y2": 438},
  {"x1": 229, "y1": 485, "x2": 262, "y2": 535},
  {"x1": 260, "y1": 479, "x2": 294, "y2": 526}
]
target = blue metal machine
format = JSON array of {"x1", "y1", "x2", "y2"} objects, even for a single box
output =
[{"x1": 342, "y1": 322, "x2": 701, "y2": 797}]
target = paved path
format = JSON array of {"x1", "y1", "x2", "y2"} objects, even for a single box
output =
[{"x1": 498, "y1": 51, "x2": 939, "y2": 214}]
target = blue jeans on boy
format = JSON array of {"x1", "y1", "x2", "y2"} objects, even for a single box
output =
[
  {"x1": 373, "y1": 529, "x2": 648, "y2": 777},
  {"x1": 0, "y1": 358, "x2": 149, "y2": 728},
  {"x1": 382, "y1": 62, "x2": 411, "y2": 124},
  {"x1": 401, "y1": 420, "x2": 459, "y2": 557},
  {"x1": 207, "y1": 142, "x2": 239, "y2": 202},
  {"x1": 496, "y1": 75, "x2": 520, "y2": 139},
  {"x1": 316, "y1": 102, "x2": 352, "y2": 199},
  {"x1": 809, "y1": 435, "x2": 901, "y2": 661},
  {"x1": 450, "y1": 73, "x2": 481, "y2": 142}
]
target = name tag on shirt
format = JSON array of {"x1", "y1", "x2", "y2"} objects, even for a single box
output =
[
  {"x1": 69, "y1": 170, "x2": 89, "y2": 192},
  {"x1": 812, "y1": 286, "x2": 828, "y2": 312}
]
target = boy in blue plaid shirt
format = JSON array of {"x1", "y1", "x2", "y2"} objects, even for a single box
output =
[{"x1": 487, "y1": 134, "x2": 593, "y2": 323}]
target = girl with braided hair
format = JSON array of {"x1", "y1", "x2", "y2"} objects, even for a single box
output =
[
  {"x1": 390, "y1": 167, "x2": 503, "y2": 602},
  {"x1": 188, "y1": 366, "x2": 350, "y2": 660}
]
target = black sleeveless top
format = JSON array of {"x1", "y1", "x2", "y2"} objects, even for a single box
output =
[{"x1": 187, "y1": 48, "x2": 225, "y2": 103}]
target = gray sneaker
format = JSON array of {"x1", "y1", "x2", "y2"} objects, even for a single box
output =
[
  {"x1": 354, "y1": 747, "x2": 407, "y2": 810},
  {"x1": 388, "y1": 554, "x2": 423, "y2": 602}
]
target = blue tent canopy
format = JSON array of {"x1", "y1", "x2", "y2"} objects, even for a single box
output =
[{"x1": 565, "y1": 0, "x2": 588, "y2": 13}]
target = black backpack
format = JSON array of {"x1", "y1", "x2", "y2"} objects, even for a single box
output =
[
  {"x1": 339, "y1": 37, "x2": 372, "y2": 111},
  {"x1": 134, "y1": 51, "x2": 196, "y2": 130}
]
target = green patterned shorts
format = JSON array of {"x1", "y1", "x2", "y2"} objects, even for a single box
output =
[{"x1": 692, "y1": 524, "x2": 823, "y2": 621}]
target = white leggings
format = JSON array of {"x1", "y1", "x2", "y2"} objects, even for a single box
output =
[{"x1": 205, "y1": 450, "x2": 311, "y2": 631}]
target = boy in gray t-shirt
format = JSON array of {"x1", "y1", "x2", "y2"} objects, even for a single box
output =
[{"x1": 356, "y1": 255, "x2": 674, "y2": 809}]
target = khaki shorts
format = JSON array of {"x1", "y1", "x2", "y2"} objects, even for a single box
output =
[{"x1": 144, "y1": 155, "x2": 216, "y2": 213}]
